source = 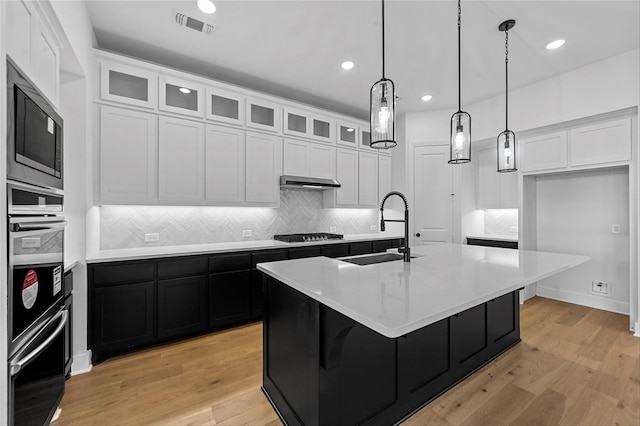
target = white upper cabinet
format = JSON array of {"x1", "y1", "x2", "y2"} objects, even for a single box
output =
[
  {"x1": 100, "y1": 106, "x2": 157, "y2": 204},
  {"x1": 336, "y1": 120, "x2": 359, "y2": 149},
  {"x1": 6, "y1": 0, "x2": 60, "y2": 106},
  {"x1": 358, "y1": 152, "x2": 379, "y2": 207},
  {"x1": 246, "y1": 97, "x2": 281, "y2": 133},
  {"x1": 309, "y1": 114, "x2": 335, "y2": 144},
  {"x1": 159, "y1": 76, "x2": 205, "y2": 118},
  {"x1": 283, "y1": 107, "x2": 311, "y2": 139},
  {"x1": 520, "y1": 131, "x2": 568, "y2": 173},
  {"x1": 308, "y1": 143, "x2": 336, "y2": 179},
  {"x1": 283, "y1": 107, "x2": 336, "y2": 144},
  {"x1": 359, "y1": 123, "x2": 376, "y2": 152},
  {"x1": 324, "y1": 148, "x2": 359, "y2": 207},
  {"x1": 6, "y1": 0, "x2": 34, "y2": 72},
  {"x1": 569, "y1": 118, "x2": 631, "y2": 167},
  {"x1": 100, "y1": 61, "x2": 157, "y2": 109},
  {"x1": 476, "y1": 145, "x2": 518, "y2": 209},
  {"x1": 158, "y1": 117, "x2": 205, "y2": 202},
  {"x1": 205, "y1": 124, "x2": 245, "y2": 204},
  {"x1": 245, "y1": 132, "x2": 282, "y2": 206},
  {"x1": 378, "y1": 155, "x2": 392, "y2": 200},
  {"x1": 283, "y1": 139, "x2": 336, "y2": 179},
  {"x1": 206, "y1": 87, "x2": 244, "y2": 126},
  {"x1": 283, "y1": 138, "x2": 310, "y2": 177}
]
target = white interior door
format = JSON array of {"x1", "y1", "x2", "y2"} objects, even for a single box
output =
[{"x1": 413, "y1": 145, "x2": 454, "y2": 245}]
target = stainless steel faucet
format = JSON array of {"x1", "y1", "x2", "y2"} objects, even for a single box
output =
[{"x1": 380, "y1": 191, "x2": 411, "y2": 262}]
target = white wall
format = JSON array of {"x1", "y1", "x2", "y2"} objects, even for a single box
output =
[{"x1": 535, "y1": 169, "x2": 630, "y2": 313}]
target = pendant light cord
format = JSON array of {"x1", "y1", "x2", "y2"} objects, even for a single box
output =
[
  {"x1": 505, "y1": 29, "x2": 509, "y2": 130},
  {"x1": 457, "y1": 0, "x2": 461, "y2": 112},
  {"x1": 381, "y1": 0, "x2": 386, "y2": 78}
]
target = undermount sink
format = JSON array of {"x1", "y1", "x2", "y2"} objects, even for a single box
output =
[{"x1": 340, "y1": 253, "x2": 411, "y2": 266}]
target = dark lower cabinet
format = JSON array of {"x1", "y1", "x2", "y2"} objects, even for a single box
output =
[
  {"x1": 158, "y1": 275, "x2": 208, "y2": 339},
  {"x1": 372, "y1": 239, "x2": 394, "y2": 253},
  {"x1": 92, "y1": 281, "x2": 155, "y2": 363},
  {"x1": 467, "y1": 237, "x2": 518, "y2": 249},
  {"x1": 89, "y1": 239, "x2": 399, "y2": 363},
  {"x1": 210, "y1": 270, "x2": 252, "y2": 327},
  {"x1": 321, "y1": 244, "x2": 349, "y2": 258},
  {"x1": 263, "y1": 277, "x2": 521, "y2": 426}
]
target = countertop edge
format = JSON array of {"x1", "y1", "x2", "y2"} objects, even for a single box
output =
[{"x1": 87, "y1": 233, "x2": 404, "y2": 263}]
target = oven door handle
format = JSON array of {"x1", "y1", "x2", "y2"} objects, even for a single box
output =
[
  {"x1": 9, "y1": 309, "x2": 68, "y2": 376},
  {"x1": 11, "y1": 221, "x2": 67, "y2": 233}
]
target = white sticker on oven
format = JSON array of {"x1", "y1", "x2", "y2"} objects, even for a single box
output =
[
  {"x1": 53, "y1": 266, "x2": 62, "y2": 296},
  {"x1": 22, "y1": 237, "x2": 41, "y2": 249},
  {"x1": 48, "y1": 117, "x2": 54, "y2": 134},
  {"x1": 22, "y1": 269, "x2": 39, "y2": 310}
]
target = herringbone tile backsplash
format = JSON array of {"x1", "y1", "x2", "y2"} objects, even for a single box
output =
[
  {"x1": 484, "y1": 209, "x2": 519, "y2": 236},
  {"x1": 100, "y1": 189, "x2": 379, "y2": 249}
]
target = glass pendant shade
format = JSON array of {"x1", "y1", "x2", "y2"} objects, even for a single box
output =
[
  {"x1": 370, "y1": 78, "x2": 397, "y2": 149},
  {"x1": 448, "y1": 111, "x2": 471, "y2": 164},
  {"x1": 497, "y1": 130, "x2": 517, "y2": 172}
]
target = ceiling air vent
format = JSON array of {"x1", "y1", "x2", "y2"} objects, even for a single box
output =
[{"x1": 174, "y1": 10, "x2": 214, "y2": 36}]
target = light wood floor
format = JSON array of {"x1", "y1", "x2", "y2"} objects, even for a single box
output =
[{"x1": 55, "y1": 297, "x2": 639, "y2": 425}]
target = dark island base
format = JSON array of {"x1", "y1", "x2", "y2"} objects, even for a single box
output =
[{"x1": 261, "y1": 276, "x2": 522, "y2": 426}]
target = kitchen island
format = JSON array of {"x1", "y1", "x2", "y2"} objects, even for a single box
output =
[{"x1": 257, "y1": 243, "x2": 588, "y2": 426}]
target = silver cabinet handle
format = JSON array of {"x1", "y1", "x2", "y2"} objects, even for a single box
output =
[{"x1": 10, "y1": 309, "x2": 68, "y2": 376}]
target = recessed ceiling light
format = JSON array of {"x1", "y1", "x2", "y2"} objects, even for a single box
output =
[
  {"x1": 197, "y1": 0, "x2": 216, "y2": 14},
  {"x1": 546, "y1": 39, "x2": 565, "y2": 50},
  {"x1": 421, "y1": 95, "x2": 433, "y2": 102},
  {"x1": 179, "y1": 87, "x2": 191, "y2": 94},
  {"x1": 341, "y1": 61, "x2": 355, "y2": 70}
]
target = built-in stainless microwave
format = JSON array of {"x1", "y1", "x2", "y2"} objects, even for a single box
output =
[{"x1": 7, "y1": 59, "x2": 63, "y2": 190}]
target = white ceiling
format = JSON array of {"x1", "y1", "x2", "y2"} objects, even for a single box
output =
[{"x1": 85, "y1": 0, "x2": 639, "y2": 120}]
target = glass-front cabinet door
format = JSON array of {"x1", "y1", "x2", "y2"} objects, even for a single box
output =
[
  {"x1": 100, "y1": 61, "x2": 157, "y2": 109},
  {"x1": 246, "y1": 97, "x2": 281, "y2": 133},
  {"x1": 283, "y1": 107, "x2": 310, "y2": 138},
  {"x1": 337, "y1": 120, "x2": 359, "y2": 148},
  {"x1": 206, "y1": 87, "x2": 244, "y2": 126},
  {"x1": 359, "y1": 123, "x2": 376, "y2": 152},
  {"x1": 159, "y1": 76, "x2": 204, "y2": 118},
  {"x1": 310, "y1": 114, "x2": 335, "y2": 144}
]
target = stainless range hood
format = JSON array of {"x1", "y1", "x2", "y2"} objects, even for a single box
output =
[{"x1": 280, "y1": 175, "x2": 341, "y2": 190}]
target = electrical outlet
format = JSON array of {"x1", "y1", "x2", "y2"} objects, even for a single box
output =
[
  {"x1": 242, "y1": 230, "x2": 252, "y2": 238},
  {"x1": 370, "y1": 225, "x2": 376, "y2": 231},
  {"x1": 144, "y1": 233, "x2": 160, "y2": 243},
  {"x1": 611, "y1": 224, "x2": 621, "y2": 234},
  {"x1": 591, "y1": 281, "x2": 610, "y2": 296},
  {"x1": 329, "y1": 226, "x2": 336, "y2": 233}
]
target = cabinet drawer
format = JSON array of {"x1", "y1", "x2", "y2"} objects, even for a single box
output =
[
  {"x1": 372, "y1": 240, "x2": 393, "y2": 253},
  {"x1": 350, "y1": 241, "x2": 373, "y2": 256},
  {"x1": 321, "y1": 244, "x2": 350, "y2": 258},
  {"x1": 157, "y1": 256, "x2": 208, "y2": 278},
  {"x1": 252, "y1": 250, "x2": 289, "y2": 268},
  {"x1": 210, "y1": 253, "x2": 251, "y2": 273},
  {"x1": 289, "y1": 246, "x2": 322, "y2": 259},
  {"x1": 91, "y1": 262, "x2": 154, "y2": 287}
]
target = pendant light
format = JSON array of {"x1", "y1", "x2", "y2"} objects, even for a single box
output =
[
  {"x1": 497, "y1": 19, "x2": 517, "y2": 173},
  {"x1": 449, "y1": 0, "x2": 471, "y2": 164},
  {"x1": 370, "y1": 0, "x2": 397, "y2": 149}
]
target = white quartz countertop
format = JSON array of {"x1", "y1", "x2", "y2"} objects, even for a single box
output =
[
  {"x1": 257, "y1": 244, "x2": 588, "y2": 338},
  {"x1": 86, "y1": 233, "x2": 404, "y2": 263}
]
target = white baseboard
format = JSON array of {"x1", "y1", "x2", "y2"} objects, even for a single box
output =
[
  {"x1": 634, "y1": 322, "x2": 640, "y2": 338},
  {"x1": 536, "y1": 285, "x2": 630, "y2": 315},
  {"x1": 71, "y1": 350, "x2": 93, "y2": 376}
]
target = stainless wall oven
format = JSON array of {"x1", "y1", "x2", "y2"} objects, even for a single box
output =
[
  {"x1": 7, "y1": 181, "x2": 67, "y2": 425},
  {"x1": 7, "y1": 59, "x2": 63, "y2": 191}
]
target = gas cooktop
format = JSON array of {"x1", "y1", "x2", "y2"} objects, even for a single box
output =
[{"x1": 273, "y1": 233, "x2": 344, "y2": 243}]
